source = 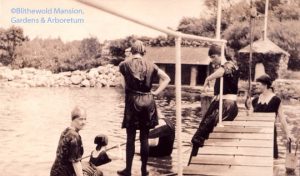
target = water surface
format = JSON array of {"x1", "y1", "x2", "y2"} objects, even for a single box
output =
[{"x1": 0, "y1": 88, "x2": 201, "y2": 176}]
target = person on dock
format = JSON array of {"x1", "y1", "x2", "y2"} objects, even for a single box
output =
[
  {"x1": 117, "y1": 40, "x2": 170, "y2": 176},
  {"x1": 50, "y1": 106, "x2": 102, "y2": 176},
  {"x1": 252, "y1": 74, "x2": 292, "y2": 159},
  {"x1": 190, "y1": 44, "x2": 240, "y2": 155}
]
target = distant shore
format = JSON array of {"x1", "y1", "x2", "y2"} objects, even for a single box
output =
[
  {"x1": 0, "y1": 64, "x2": 121, "y2": 88},
  {"x1": 1, "y1": 65, "x2": 300, "y2": 103}
]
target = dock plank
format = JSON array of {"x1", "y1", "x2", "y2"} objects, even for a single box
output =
[
  {"x1": 184, "y1": 112, "x2": 275, "y2": 175},
  {"x1": 209, "y1": 132, "x2": 273, "y2": 140},
  {"x1": 222, "y1": 121, "x2": 274, "y2": 127},
  {"x1": 183, "y1": 165, "x2": 272, "y2": 176},
  {"x1": 213, "y1": 126, "x2": 273, "y2": 133},
  {"x1": 191, "y1": 155, "x2": 273, "y2": 167},
  {"x1": 237, "y1": 112, "x2": 275, "y2": 117},
  {"x1": 204, "y1": 138, "x2": 273, "y2": 148},
  {"x1": 235, "y1": 116, "x2": 275, "y2": 121},
  {"x1": 197, "y1": 146, "x2": 273, "y2": 157}
]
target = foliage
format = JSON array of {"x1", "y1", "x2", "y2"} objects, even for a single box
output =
[
  {"x1": 254, "y1": 0, "x2": 281, "y2": 13},
  {"x1": 273, "y1": 4, "x2": 300, "y2": 21},
  {"x1": 268, "y1": 21, "x2": 300, "y2": 70},
  {"x1": 223, "y1": 21, "x2": 262, "y2": 52},
  {"x1": 177, "y1": 0, "x2": 300, "y2": 71},
  {"x1": 238, "y1": 53, "x2": 281, "y2": 80},
  {"x1": 0, "y1": 26, "x2": 28, "y2": 65},
  {"x1": 79, "y1": 37, "x2": 102, "y2": 60},
  {"x1": 12, "y1": 37, "x2": 103, "y2": 73}
]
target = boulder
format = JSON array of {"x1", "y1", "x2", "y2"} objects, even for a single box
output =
[
  {"x1": 89, "y1": 79, "x2": 96, "y2": 87},
  {"x1": 71, "y1": 75, "x2": 83, "y2": 85},
  {"x1": 99, "y1": 79, "x2": 107, "y2": 86},
  {"x1": 95, "y1": 82, "x2": 103, "y2": 88},
  {"x1": 81, "y1": 79, "x2": 90, "y2": 87},
  {"x1": 12, "y1": 70, "x2": 22, "y2": 79},
  {"x1": 59, "y1": 71, "x2": 72, "y2": 77},
  {"x1": 22, "y1": 67, "x2": 36, "y2": 74},
  {"x1": 87, "y1": 68, "x2": 99, "y2": 80},
  {"x1": 98, "y1": 66, "x2": 109, "y2": 74},
  {"x1": 6, "y1": 73, "x2": 14, "y2": 81},
  {"x1": 72, "y1": 70, "x2": 83, "y2": 76}
]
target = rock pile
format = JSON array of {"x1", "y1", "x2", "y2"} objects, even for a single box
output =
[{"x1": 0, "y1": 64, "x2": 122, "y2": 88}]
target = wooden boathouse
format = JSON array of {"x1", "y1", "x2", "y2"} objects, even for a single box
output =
[{"x1": 144, "y1": 47, "x2": 211, "y2": 86}]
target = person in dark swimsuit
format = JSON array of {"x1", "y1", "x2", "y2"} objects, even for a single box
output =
[
  {"x1": 190, "y1": 44, "x2": 240, "y2": 155},
  {"x1": 148, "y1": 118, "x2": 175, "y2": 157},
  {"x1": 252, "y1": 74, "x2": 291, "y2": 159},
  {"x1": 117, "y1": 40, "x2": 170, "y2": 176},
  {"x1": 50, "y1": 106, "x2": 102, "y2": 176}
]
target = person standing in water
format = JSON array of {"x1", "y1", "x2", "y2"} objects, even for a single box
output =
[{"x1": 117, "y1": 40, "x2": 170, "y2": 176}]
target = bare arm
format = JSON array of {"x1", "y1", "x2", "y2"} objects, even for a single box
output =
[
  {"x1": 151, "y1": 68, "x2": 170, "y2": 95},
  {"x1": 203, "y1": 67, "x2": 225, "y2": 92},
  {"x1": 120, "y1": 75, "x2": 125, "y2": 89},
  {"x1": 277, "y1": 103, "x2": 291, "y2": 140},
  {"x1": 72, "y1": 161, "x2": 84, "y2": 176}
]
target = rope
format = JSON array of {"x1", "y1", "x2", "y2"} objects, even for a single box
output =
[{"x1": 245, "y1": 0, "x2": 256, "y2": 110}]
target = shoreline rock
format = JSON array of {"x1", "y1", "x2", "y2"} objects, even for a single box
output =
[
  {"x1": 0, "y1": 64, "x2": 122, "y2": 88},
  {"x1": 1, "y1": 65, "x2": 300, "y2": 102}
]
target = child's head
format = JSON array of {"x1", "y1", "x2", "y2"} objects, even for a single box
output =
[{"x1": 94, "y1": 134, "x2": 108, "y2": 150}]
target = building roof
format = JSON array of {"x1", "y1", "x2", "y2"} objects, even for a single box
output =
[
  {"x1": 144, "y1": 46, "x2": 210, "y2": 65},
  {"x1": 239, "y1": 38, "x2": 290, "y2": 56}
]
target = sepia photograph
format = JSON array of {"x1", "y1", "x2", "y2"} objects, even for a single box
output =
[{"x1": 0, "y1": 0, "x2": 300, "y2": 175}]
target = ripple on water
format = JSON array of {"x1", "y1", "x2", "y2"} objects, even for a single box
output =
[{"x1": 0, "y1": 87, "x2": 203, "y2": 176}]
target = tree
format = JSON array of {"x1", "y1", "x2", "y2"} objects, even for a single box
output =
[
  {"x1": 273, "y1": 4, "x2": 300, "y2": 21},
  {"x1": 79, "y1": 37, "x2": 102, "y2": 59},
  {"x1": 269, "y1": 21, "x2": 300, "y2": 70},
  {"x1": 0, "y1": 26, "x2": 27, "y2": 65}
]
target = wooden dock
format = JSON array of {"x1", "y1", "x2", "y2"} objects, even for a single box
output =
[{"x1": 183, "y1": 112, "x2": 275, "y2": 176}]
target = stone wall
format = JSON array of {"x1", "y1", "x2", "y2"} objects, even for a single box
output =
[{"x1": 0, "y1": 64, "x2": 122, "y2": 88}]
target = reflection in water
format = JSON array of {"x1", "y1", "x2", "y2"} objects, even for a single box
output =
[{"x1": 0, "y1": 88, "x2": 201, "y2": 176}]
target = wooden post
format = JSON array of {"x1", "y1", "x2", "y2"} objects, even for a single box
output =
[
  {"x1": 175, "y1": 36, "x2": 183, "y2": 176},
  {"x1": 216, "y1": 0, "x2": 224, "y2": 127},
  {"x1": 216, "y1": 0, "x2": 222, "y2": 40},
  {"x1": 263, "y1": 0, "x2": 269, "y2": 40},
  {"x1": 218, "y1": 43, "x2": 225, "y2": 127},
  {"x1": 190, "y1": 66, "x2": 198, "y2": 87}
]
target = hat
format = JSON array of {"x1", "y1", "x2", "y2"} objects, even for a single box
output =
[
  {"x1": 208, "y1": 44, "x2": 221, "y2": 57},
  {"x1": 71, "y1": 106, "x2": 86, "y2": 121},
  {"x1": 256, "y1": 74, "x2": 273, "y2": 88},
  {"x1": 131, "y1": 40, "x2": 146, "y2": 55},
  {"x1": 94, "y1": 134, "x2": 108, "y2": 147}
]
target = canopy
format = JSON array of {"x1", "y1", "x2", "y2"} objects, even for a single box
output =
[{"x1": 239, "y1": 38, "x2": 290, "y2": 56}]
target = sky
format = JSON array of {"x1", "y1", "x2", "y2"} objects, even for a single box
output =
[{"x1": 0, "y1": 0, "x2": 208, "y2": 42}]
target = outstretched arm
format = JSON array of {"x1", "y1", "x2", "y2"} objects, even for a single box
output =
[
  {"x1": 203, "y1": 67, "x2": 225, "y2": 92},
  {"x1": 151, "y1": 68, "x2": 170, "y2": 95},
  {"x1": 72, "y1": 161, "x2": 84, "y2": 176}
]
